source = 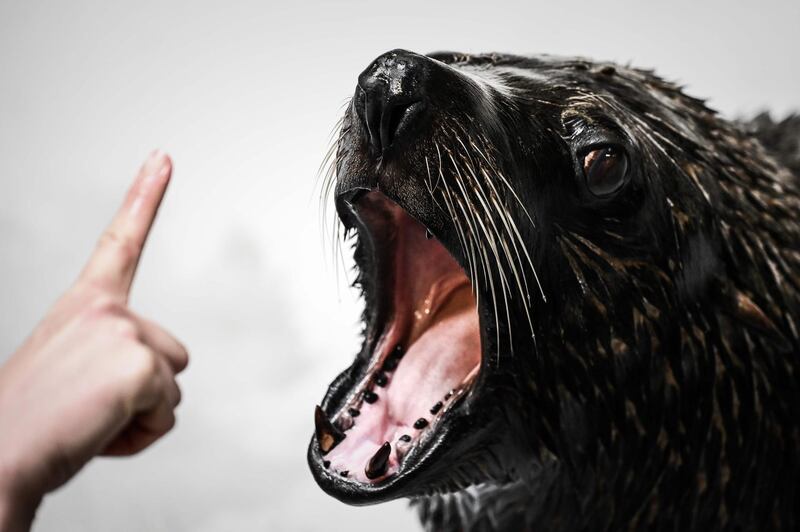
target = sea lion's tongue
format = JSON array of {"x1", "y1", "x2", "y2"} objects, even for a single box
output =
[
  {"x1": 387, "y1": 210, "x2": 481, "y2": 426},
  {"x1": 387, "y1": 280, "x2": 481, "y2": 423}
]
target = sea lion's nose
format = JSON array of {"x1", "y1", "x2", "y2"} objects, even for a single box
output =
[{"x1": 356, "y1": 49, "x2": 429, "y2": 155}]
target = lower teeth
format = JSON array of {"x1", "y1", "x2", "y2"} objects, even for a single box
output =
[{"x1": 321, "y1": 343, "x2": 470, "y2": 481}]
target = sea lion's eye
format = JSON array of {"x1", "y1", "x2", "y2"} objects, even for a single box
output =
[{"x1": 582, "y1": 145, "x2": 629, "y2": 197}]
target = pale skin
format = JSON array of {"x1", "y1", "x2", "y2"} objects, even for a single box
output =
[{"x1": 0, "y1": 151, "x2": 188, "y2": 531}]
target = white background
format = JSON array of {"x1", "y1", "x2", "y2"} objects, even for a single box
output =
[{"x1": 0, "y1": 1, "x2": 797, "y2": 530}]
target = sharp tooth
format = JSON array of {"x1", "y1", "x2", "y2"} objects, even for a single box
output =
[
  {"x1": 382, "y1": 346, "x2": 404, "y2": 372},
  {"x1": 314, "y1": 405, "x2": 345, "y2": 454},
  {"x1": 425, "y1": 228, "x2": 434, "y2": 239},
  {"x1": 396, "y1": 436, "x2": 412, "y2": 461},
  {"x1": 365, "y1": 442, "x2": 392, "y2": 479},
  {"x1": 339, "y1": 413, "x2": 354, "y2": 431},
  {"x1": 363, "y1": 390, "x2": 379, "y2": 403}
]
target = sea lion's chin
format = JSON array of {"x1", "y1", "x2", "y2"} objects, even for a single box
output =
[{"x1": 308, "y1": 190, "x2": 491, "y2": 503}]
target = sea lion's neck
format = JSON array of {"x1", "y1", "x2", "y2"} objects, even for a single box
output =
[{"x1": 412, "y1": 462, "x2": 574, "y2": 532}]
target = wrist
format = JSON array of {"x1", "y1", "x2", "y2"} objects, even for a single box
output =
[{"x1": 0, "y1": 458, "x2": 40, "y2": 532}]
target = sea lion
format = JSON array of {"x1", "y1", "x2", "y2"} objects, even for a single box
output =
[{"x1": 307, "y1": 49, "x2": 800, "y2": 531}]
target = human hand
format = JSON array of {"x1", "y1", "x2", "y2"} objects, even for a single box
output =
[{"x1": 0, "y1": 151, "x2": 188, "y2": 531}]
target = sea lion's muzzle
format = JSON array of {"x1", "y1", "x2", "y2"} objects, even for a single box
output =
[{"x1": 354, "y1": 49, "x2": 433, "y2": 156}]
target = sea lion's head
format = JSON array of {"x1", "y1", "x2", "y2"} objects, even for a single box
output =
[{"x1": 307, "y1": 49, "x2": 796, "y2": 516}]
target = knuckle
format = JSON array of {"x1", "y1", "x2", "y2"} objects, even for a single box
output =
[
  {"x1": 85, "y1": 310, "x2": 139, "y2": 342},
  {"x1": 78, "y1": 293, "x2": 126, "y2": 322},
  {"x1": 151, "y1": 409, "x2": 176, "y2": 436},
  {"x1": 175, "y1": 343, "x2": 190, "y2": 370},
  {"x1": 114, "y1": 317, "x2": 139, "y2": 340},
  {"x1": 126, "y1": 345, "x2": 160, "y2": 385},
  {"x1": 163, "y1": 413, "x2": 176, "y2": 433},
  {"x1": 173, "y1": 383, "x2": 183, "y2": 407},
  {"x1": 99, "y1": 229, "x2": 141, "y2": 264}
]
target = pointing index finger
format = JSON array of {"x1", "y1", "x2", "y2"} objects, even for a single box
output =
[{"x1": 80, "y1": 150, "x2": 173, "y2": 297}]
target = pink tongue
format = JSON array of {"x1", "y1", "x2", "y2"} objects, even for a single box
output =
[{"x1": 386, "y1": 284, "x2": 481, "y2": 422}]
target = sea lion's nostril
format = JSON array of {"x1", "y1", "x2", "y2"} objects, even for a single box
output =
[
  {"x1": 369, "y1": 99, "x2": 415, "y2": 153},
  {"x1": 359, "y1": 86, "x2": 383, "y2": 153}
]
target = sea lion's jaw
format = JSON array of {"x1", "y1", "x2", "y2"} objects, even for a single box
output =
[{"x1": 307, "y1": 189, "x2": 505, "y2": 503}]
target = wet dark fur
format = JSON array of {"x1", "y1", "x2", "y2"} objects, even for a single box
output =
[{"x1": 313, "y1": 52, "x2": 800, "y2": 531}]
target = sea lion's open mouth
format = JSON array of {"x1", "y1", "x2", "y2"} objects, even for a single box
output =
[{"x1": 310, "y1": 190, "x2": 484, "y2": 496}]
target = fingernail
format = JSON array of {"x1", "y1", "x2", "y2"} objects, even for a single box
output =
[
  {"x1": 142, "y1": 149, "x2": 170, "y2": 181},
  {"x1": 156, "y1": 161, "x2": 171, "y2": 180},
  {"x1": 146, "y1": 148, "x2": 164, "y2": 166}
]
